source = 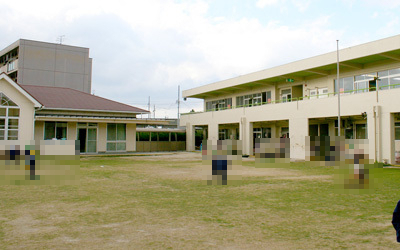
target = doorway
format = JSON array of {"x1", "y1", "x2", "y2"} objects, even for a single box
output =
[{"x1": 77, "y1": 123, "x2": 97, "y2": 153}]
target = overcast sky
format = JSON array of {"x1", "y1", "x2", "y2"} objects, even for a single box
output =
[{"x1": 1, "y1": 0, "x2": 400, "y2": 118}]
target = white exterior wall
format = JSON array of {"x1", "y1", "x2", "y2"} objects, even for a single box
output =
[{"x1": 182, "y1": 83, "x2": 400, "y2": 163}]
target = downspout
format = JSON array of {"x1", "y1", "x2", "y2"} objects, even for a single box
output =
[{"x1": 33, "y1": 106, "x2": 44, "y2": 140}]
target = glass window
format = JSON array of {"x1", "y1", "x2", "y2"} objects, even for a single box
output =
[
  {"x1": 395, "y1": 122, "x2": 400, "y2": 140},
  {"x1": 356, "y1": 124, "x2": 367, "y2": 139},
  {"x1": 0, "y1": 94, "x2": 19, "y2": 141},
  {"x1": 107, "y1": 124, "x2": 117, "y2": 141},
  {"x1": 390, "y1": 75, "x2": 400, "y2": 89},
  {"x1": 8, "y1": 119, "x2": 18, "y2": 129},
  {"x1": 117, "y1": 124, "x2": 126, "y2": 141},
  {"x1": 0, "y1": 93, "x2": 18, "y2": 106},
  {"x1": 44, "y1": 122, "x2": 67, "y2": 140},
  {"x1": 107, "y1": 123, "x2": 126, "y2": 152},
  {"x1": 8, "y1": 108, "x2": 19, "y2": 117}
]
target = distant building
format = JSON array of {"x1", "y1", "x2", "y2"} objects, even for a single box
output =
[
  {"x1": 0, "y1": 39, "x2": 186, "y2": 153},
  {"x1": 0, "y1": 39, "x2": 92, "y2": 93},
  {"x1": 181, "y1": 35, "x2": 400, "y2": 164}
]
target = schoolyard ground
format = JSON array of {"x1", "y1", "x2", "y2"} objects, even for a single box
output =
[{"x1": 0, "y1": 152, "x2": 399, "y2": 249}]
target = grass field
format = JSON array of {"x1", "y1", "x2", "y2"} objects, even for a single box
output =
[{"x1": 0, "y1": 152, "x2": 399, "y2": 249}]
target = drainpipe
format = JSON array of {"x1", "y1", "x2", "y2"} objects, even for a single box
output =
[{"x1": 33, "y1": 106, "x2": 44, "y2": 140}]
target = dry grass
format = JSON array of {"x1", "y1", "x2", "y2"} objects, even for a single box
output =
[{"x1": 0, "y1": 152, "x2": 399, "y2": 249}]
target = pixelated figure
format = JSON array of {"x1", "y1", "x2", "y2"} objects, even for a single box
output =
[
  {"x1": 25, "y1": 146, "x2": 40, "y2": 180},
  {"x1": 202, "y1": 140, "x2": 242, "y2": 185},
  {"x1": 0, "y1": 140, "x2": 80, "y2": 185},
  {"x1": 392, "y1": 200, "x2": 400, "y2": 243},
  {"x1": 255, "y1": 138, "x2": 290, "y2": 168},
  {"x1": 306, "y1": 136, "x2": 344, "y2": 167},
  {"x1": 333, "y1": 139, "x2": 382, "y2": 194},
  {"x1": 212, "y1": 159, "x2": 228, "y2": 185}
]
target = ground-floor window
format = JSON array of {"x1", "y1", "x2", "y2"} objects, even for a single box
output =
[
  {"x1": 107, "y1": 123, "x2": 126, "y2": 152},
  {"x1": 0, "y1": 93, "x2": 19, "y2": 140},
  {"x1": 44, "y1": 121, "x2": 67, "y2": 140},
  {"x1": 395, "y1": 122, "x2": 400, "y2": 140}
]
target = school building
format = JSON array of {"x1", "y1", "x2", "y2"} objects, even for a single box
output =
[{"x1": 181, "y1": 35, "x2": 400, "y2": 164}]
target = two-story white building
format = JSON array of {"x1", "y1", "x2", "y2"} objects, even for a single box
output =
[{"x1": 180, "y1": 35, "x2": 400, "y2": 164}]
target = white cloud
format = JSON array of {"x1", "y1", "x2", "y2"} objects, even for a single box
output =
[
  {"x1": 292, "y1": 0, "x2": 311, "y2": 12},
  {"x1": 256, "y1": 0, "x2": 280, "y2": 8},
  {"x1": 0, "y1": 0, "x2": 346, "y2": 118}
]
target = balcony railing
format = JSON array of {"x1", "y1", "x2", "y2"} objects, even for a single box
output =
[{"x1": 181, "y1": 83, "x2": 400, "y2": 115}]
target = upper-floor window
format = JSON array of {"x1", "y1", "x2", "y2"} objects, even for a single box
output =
[
  {"x1": 206, "y1": 98, "x2": 232, "y2": 111},
  {"x1": 334, "y1": 68, "x2": 400, "y2": 95},
  {"x1": 7, "y1": 61, "x2": 15, "y2": 72},
  {"x1": 0, "y1": 93, "x2": 19, "y2": 140},
  {"x1": 281, "y1": 89, "x2": 292, "y2": 103},
  {"x1": 236, "y1": 91, "x2": 271, "y2": 107}
]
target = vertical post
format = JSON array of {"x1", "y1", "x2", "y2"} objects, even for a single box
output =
[
  {"x1": 148, "y1": 96, "x2": 151, "y2": 119},
  {"x1": 337, "y1": 40, "x2": 341, "y2": 136},
  {"x1": 177, "y1": 85, "x2": 180, "y2": 128}
]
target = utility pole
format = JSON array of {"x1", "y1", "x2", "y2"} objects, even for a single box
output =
[
  {"x1": 337, "y1": 40, "x2": 341, "y2": 136},
  {"x1": 148, "y1": 96, "x2": 151, "y2": 119},
  {"x1": 153, "y1": 105, "x2": 156, "y2": 118},
  {"x1": 177, "y1": 85, "x2": 180, "y2": 128}
]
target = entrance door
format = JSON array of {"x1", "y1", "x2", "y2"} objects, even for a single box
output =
[
  {"x1": 78, "y1": 128, "x2": 87, "y2": 153},
  {"x1": 78, "y1": 127, "x2": 97, "y2": 153}
]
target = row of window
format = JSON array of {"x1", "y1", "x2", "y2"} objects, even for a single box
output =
[
  {"x1": 236, "y1": 91, "x2": 272, "y2": 107},
  {"x1": 334, "y1": 68, "x2": 400, "y2": 94},
  {"x1": 205, "y1": 68, "x2": 400, "y2": 112},
  {"x1": 205, "y1": 98, "x2": 232, "y2": 111}
]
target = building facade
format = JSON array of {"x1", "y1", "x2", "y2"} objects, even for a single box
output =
[
  {"x1": 0, "y1": 39, "x2": 92, "y2": 93},
  {"x1": 181, "y1": 35, "x2": 400, "y2": 164}
]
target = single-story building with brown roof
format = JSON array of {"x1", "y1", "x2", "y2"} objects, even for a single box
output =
[{"x1": 0, "y1": 73, "x2": 172, "y2": 153}]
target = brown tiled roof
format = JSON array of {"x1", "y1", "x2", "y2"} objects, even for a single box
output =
[{"x1": 20, "y1": 85, "x2": 149, "y2": 114}]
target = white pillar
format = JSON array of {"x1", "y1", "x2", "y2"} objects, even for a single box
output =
[
  {"x1": 208, "y1": 123, "x2": 219, "y2": 141},
  {"x1": 289, "y1": 117, "x2": 308, "y2": 161},
  {"x1": 381, "y1": 112, "x2": 395, "y2": 164},
  {"x1": 186, "y1": 122, "x2": 195, "y2": 151}
]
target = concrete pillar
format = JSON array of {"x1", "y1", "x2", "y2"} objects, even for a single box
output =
[
  {"x1": 289, "y1": 117, "x2": 308, "y2": 161},
  {"x1": 328, "y1": 121, "x2": 335, "y2": 136},
  {"x1": 381, "y1": 112, "x2": 395, "y2": 164},
  {"x1": 367, "y1": 106, "x2": 376, "y2": 162},
  {"x1": 240, "y1": 117, "x2": 253, "y2": 155},
  {"x1": 208, "y1": 123, "x2": 218, "y2": 141},
  {"x1": 126, "y1": 123, "x2": 136, "y2": 152},
  {"x1": 271, "y1": 123, "x2": 277, "y2": 138},
  {"x1": 67, "y1": 122, "x2": 77, "y2": 141},
  {"x1": 98, "y1": 123, "x2": 107, "y2": 153},
  {"x1": 186, "y1": 122, "x2": 195, "y2": 151},
  {"x1": 34, "y1": 121, "x2": 44, "y2": 141}
]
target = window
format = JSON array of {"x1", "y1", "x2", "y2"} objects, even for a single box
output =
[
  {"x1": 7, "y1": 61, "x2": 15, "y2": 72},
  {"x1": 206, "y1": 98, "x2": 232, "y2": 111},
  {"x1": 44, "y1": 122, "x2": 67, "y2": 140},
  {"x1": 107, "y1": 123, "x2": 126, "y2": 152},
  {"x1": 0, "y1": 93, "x2": 19, "y2": 140},
  {"x1": 310, "y1": 88, "x2": 328, "y2": 99},
  {"x1": 356, "y1": 124, "x2": 367, "y2": 139},
  {"x1": 262, "y1": 91, "x2": 272, "y2": 104},
  {"x1": 318, "y1": 88, "x2": 328, "y2": 98},
  {"x1": 395, "y1": 122, "x2": 400, "y2": 140},
  {"x1": 281, "y1": 89, "x2": 292, "y2": 103}
]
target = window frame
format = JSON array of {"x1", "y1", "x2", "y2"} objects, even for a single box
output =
[
  {"x1": 106, "y1": 123, "x2": 127, "y2": 152},
  {"x1": 0, "y1": 93, "x2": 19, "y2": 141}
]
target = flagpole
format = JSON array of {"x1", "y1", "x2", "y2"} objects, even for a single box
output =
[{"x1": 337, "y1": 40, "x2": 341, "y2": 136}]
